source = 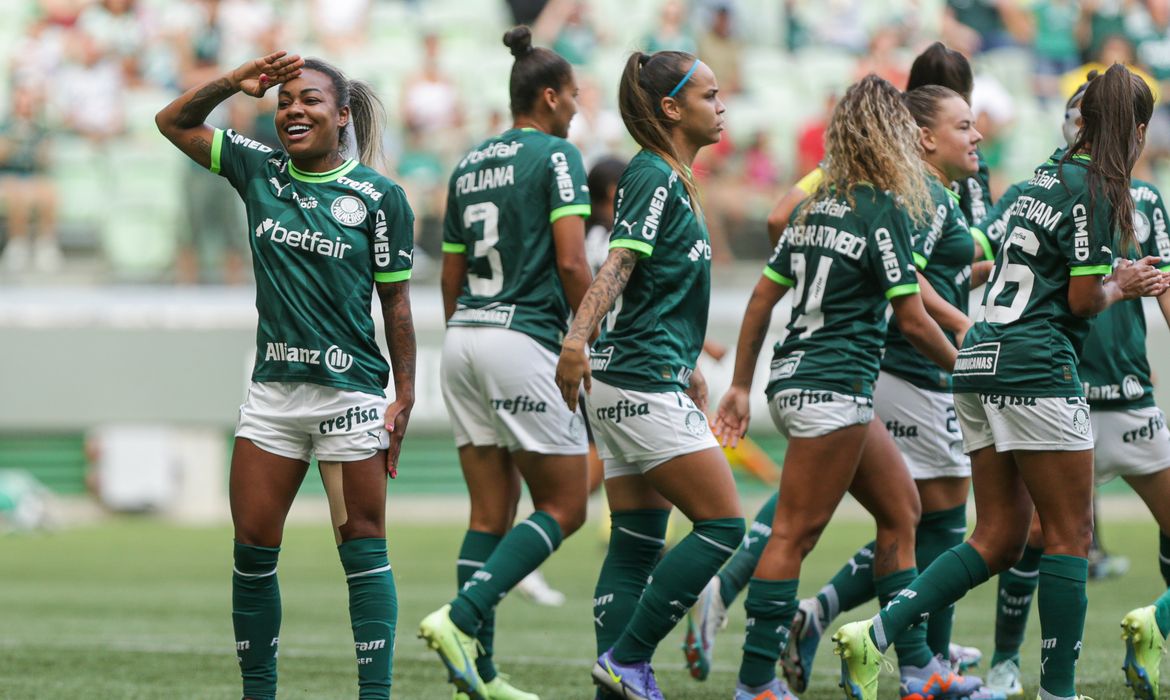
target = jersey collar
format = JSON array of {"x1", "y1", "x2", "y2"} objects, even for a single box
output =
[{"x1": 288, "y1": 158, "x2": 358, "y2": 183}]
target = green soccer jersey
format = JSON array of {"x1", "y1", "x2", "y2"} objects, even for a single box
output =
[
  {"x1": 956, "y1": 149, "x2": 993, "y2": 227},
  {"x1": 882, "y1": 179, "x2": 980, "y2": 392},
  {"x1": 1079, "y1": 178, "x2": 1170, "y2": 409},
  {"x1": 441, "y1": 128, "x2": 591, "y2": 354},
  {"x1": 763, "y1": 184, "x2": 921, "y2": 399},
  {"x1": 952, "y1": 154, "x2": 1114, "y2": 397},
  {"x1": 590, "y1": 150, "x2": 711, "y2": 392},
  {"x1": 209, "y1": 128, "x2": 414, "y2": 397}
]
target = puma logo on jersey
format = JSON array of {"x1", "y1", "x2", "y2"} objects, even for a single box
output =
[
  {"x1": 687, "y1": 239, "x2": 712, "y2": 262},
  {"x1": 679, "y1": 194, "x2": 692, "y2": 211},
  {"x1": 616, "y1": 219, "x2": 637, "y2": 237},
  {"x1": 398, "y1": 249, "x2": 413, "y2": 262},
  {"x1": 269, "y1": 178, "x2": 289, "y2": 197}
]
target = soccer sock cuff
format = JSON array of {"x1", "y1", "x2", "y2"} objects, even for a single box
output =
[
  {"x1": 739, "y1": 578, "x2": 799, "y2": 687},
  {"x1": 593, "y1": 509, "x2": 670, "y2": 656},
  {"x1": 457, "y1": 530, "x2": 503, "y2": 682},
  {"x1": 916, "y1": 505, "x2": 967, "y2": 657},
  {"x1": 717, "y1": 492, "x2": 777, "y2": 608},
  {"x1": 450, "y1": 511, "x2": 563, "y2": 635},
  {"x1": 232, "y1": 541, "x2": 282, "y2": 700},
  {"x1": 991, "y1": 543, "x2": 1042, "y2": 665},
  {"x1": 339, "y1": 538, "x2": 396, "y2": 700},
  {"x1": 612, "y1": 517, "x2": 745, "y2": 663},
  {"x1": 875, "y1": 567, "x2": 933, "y2": 669},
  {"x1": 817, "y1": 540, "x2": 877, "y2": 630},
  {"x1": 1037, "y1": 555, "x2": 1087, "y2": 698}
]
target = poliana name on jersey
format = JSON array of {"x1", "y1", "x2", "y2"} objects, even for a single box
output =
[{"x1": 265, "y1": 342, "x2": 354, "y2": 373}]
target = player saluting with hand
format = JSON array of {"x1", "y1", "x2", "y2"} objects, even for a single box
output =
[{"x1": 156, "y1": 51, "x2": 416, "y2": 700}]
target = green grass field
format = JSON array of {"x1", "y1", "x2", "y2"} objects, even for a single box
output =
[{"x1": 0, "y1": 506, "x2": 1164, "y2": 699}]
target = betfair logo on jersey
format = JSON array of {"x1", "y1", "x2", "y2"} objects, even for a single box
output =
[
  {"x1": 688, "y1": 239, "x2": 712, "y2": 262},
  {"x1": 337, "y1": 176, "x2": 383, "y2": 201},
  {"x1": 551, "y1": 152, "x2": 575, "y2": 202},
  {"x1": 874, "y1": 227, "x2": 904, "y2": 284},
  {"x1": 953, "y1": 342, "x2": 1000, "y2": 376},
  {"x1": 590, "y1": 345, "x2": 614, "y2": 371},
  {"x1": 319, "y1": 405, "x2": 380, "y2": 434},
  {"x1": 807, "y1": 197, "x2": 851, "y2": 218},
  {"x1": 594, "y1": 399, "x2": 650, "y2": 424},
  {"x1": 1123, "y1": 412, "x2": 1166, "y2": 443},
  {"x1": 226, "y1": 129, "x2": 272, "y2": 153},
  {"x1": 255, "y1": 219, "x2": 353, "y2": 259},
  {"x1": 641, "y1": 187, "x2": 669, "y2": 240},
  {"x1": 265, "y1": 342, "x2": 320, "y2": 365},
  {"x1": 769, "y1": 351, "x2": 804, "y2": 382},
  {"x1": 1028, "y1": 169, "x2": 1059, "y2": 190},
  {"x1": 490, "y1": 395, "x2": 548, "y2": 414},
  {"x1": 459, "y1": 140, "x2": 524, "y2": 168},
  {"x1": 885, "y1": 420, "x2": 919, "y2": 438}
]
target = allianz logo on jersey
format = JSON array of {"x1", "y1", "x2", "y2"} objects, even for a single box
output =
[
  {"x1": 264, "y1": 342, "x2": 354, "y2": 373},
  {"x1": 953, "y1": 342, "x2": 1000, "y2": 376},
  {"x1": 1084, "y1": 375, "x2": 1145, "y2": 402},
  {"x1": 254, "y1": 218, "x2": 352, "y2": 259}
]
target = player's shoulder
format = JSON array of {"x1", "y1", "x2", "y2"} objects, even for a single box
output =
[
  {"x1": 619, "y1": 150, "x2": 677, "y2": 189},
  {"x1": 221, "y1": 128, "x2": 278, "y2": 157}
]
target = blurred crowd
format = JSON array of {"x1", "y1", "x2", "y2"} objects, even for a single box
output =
[{"x1": 3, "y1": 0, "x2": 1170, "y2": 284}]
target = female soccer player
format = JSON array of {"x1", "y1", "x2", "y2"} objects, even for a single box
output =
[
  {"x1": 156, "y1": 52, "x2": 416, "y2": 700},
  {"x1": 712, "y1": 74, "x2": 965, "y2": 700},
  {"x1": 416, "y1": 27, "x2": 592, "y2": 700},
  {"x1": 554, "y1": 50, "x2": 746, "y2": 700},
  {"x1": 834, "y1": 64, "x2": 1168, "y2": 700}
]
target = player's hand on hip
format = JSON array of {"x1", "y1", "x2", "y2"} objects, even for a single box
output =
[
  {"x1": 231, "y1": 51, "x2": 305, "y2": 98},
  {"x1": 685, "y1": 366, "x2": 709, "y2": 413},
  {"x1": 555, "y1": 342, "x2": 591, "y2": 412},
  {"x1": 383, "y1": 398, "x2": 413, "y2": 478},
  {"x1": 713, "y1": 385, "x2": 751, "y2": 448}
]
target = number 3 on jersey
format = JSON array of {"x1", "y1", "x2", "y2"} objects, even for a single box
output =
[
  {"x1": 791, "y1": 252, "x2": 832, "y2": 339},
  {"x1": 463, "y1": 202, "x2": 503, "y2": 296}
]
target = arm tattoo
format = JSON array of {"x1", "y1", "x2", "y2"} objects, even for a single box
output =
[
  {"x1": 189, "y1": 135, "x2": 211, "y2": 160},
  {"x1": 380, "y1": 283, "x2": 417, "y2": 401},
  {"x1": 564, "y1": 247, "x2": 637, "y2": 346},
  {"x1": 175, "y1": 77, "x2": 235, "y2": 128}
]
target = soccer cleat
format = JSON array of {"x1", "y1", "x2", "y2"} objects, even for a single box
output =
[
  {"x1": 949, "y1": 641, "x2": 984, "y2": 672},
  {"x1": 683, "y1": 576, "x2": 728, "y2": 680},
  {"x1": 734, "y1": 677, "x2": 799, "y2": 699},
  {"x1": 514, "y1": 570, "x2": 566, "y2": 607},
  {"x1": 592, "y1": 648, "x2": 664, "y2": 700},
  {"x1": 833, "y1": 620, "x2": 883, "y2": 700},
  {"x1": 986, "y1": 659, "x2": 1024, "y2": 697},
  {"x1": 419, "y1": 604, "x2": 487, "y2": 700},
  {"x1": 782, "y1": 597, "x2": 824, "y2": 693},
  {"x1": 900, "y1": 656, "x2": 1003, "y2": 700},
  {"x1": 1122, "y1": 605, "x2": 1164, "y2": 700},
  {"x1": 455, "y1": 674, "x2": 540, "y2": 700}
]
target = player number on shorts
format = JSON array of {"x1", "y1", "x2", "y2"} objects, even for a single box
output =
[
  {"x1": 463, "y1": 202, "x2": 504, "y2": 296},
  {"x1": 790, "y1": 253, "x2": 832, "y2": 339},
  {"x1": 983, "y1": 226, "x2": 1037, "y2": 324}
]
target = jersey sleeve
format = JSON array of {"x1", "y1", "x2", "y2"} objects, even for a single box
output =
[
  {"x1": 373, "y1": 184, "x2": 415, "y2": 283},
  {"x1": 762, "y1": 232, "x2": 795, "y2": 287},
  {"x1": 546, "y1": 143, "x2": 591, "y2": 223},
  {"x1": 868, "y1": 202, "x2": 920, "y2": 299},
  {"x1": 1063, "y1": 191, "x2": 1114, "y2": 277},
  {"x1": 609, "y1": 165, "x2": 672, "y2": 258},
  {"x1": 209, "y1": 128, "x2": 275, "y2": 191},
  {"x1": 441, "y1": 174, "x2": 466, "y2": 255},
  {"x1": 1141, "y1": 189, "x2": 1170, "y2": 271}
]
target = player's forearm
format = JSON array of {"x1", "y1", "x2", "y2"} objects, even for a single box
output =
[
  {"x1": 919, "y1": 275, "x2": 970, "y2": 336},
  {"x1": 157, "y1": 73, "x2": 238, "y2": 134},
  {"x1": 556, "y1": 255, "x2": 593, "y2": 315},
  {"x1": 440, "y1": 253, "x2": 466, "y2": 322},
  {"x1": 380, "y1": 282, "x2": 417, "y2": 403},
  {"x1": 730, "y1": 284, "x2": 776, "y2": 388},
  {"x1": 563, "y1": 247, "x2": 636, "y2": 349}
]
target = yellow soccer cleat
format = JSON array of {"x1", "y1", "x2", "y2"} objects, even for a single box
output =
[
  {"x1": 419, "y1": 604, "x2": 487, "y2": 700},
  {"x1": 455, "y1": 673, "x2": 540, "y2": 700},
  {"x1": 1122, "y1": 605, "x2": 1165, "y2": 700},
  {"x1": 833, "y1": 620, "x2": 883, "y2": 700}
]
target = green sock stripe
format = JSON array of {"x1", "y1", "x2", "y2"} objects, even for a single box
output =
[
  {"x1": 1037, "y1": 555, "x2": 1087, "y2": 697},
  {"x1": 739, "y1": 577, "x2": 799, "y2": 687},
  {"x1": 523, "y1": 511, "x2": 564, "y2": 553},
  {"x1": 233, "y1": 542, "x2": 282, "y2": 700},
  {"x1": 718, "y1": 493, "x2": 777, "y2": 607},
  {"x1": 1153, "y1": 589, "x2": 1170, "y2": 638},
  {"x1": 1039, "y1": 554, "x2": 1088, "y2": 582},
  {"x1": 341, "y1": 540, "x2": 396, "y2": 700},
  {"x1": 593, "y1": 509, "x2": 670, "y2": 656}
]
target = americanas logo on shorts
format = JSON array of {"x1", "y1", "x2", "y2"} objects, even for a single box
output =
[
  {"x1": 331, "y1": 195, "x2": 368, "y2": 226},
  {"x1": 326, "y1": 345, "x2": 354, "y2": 373}
]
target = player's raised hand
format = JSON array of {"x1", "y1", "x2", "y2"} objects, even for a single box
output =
[
  {"x1": 713, "y1": 385, "x2": 751, "y2": 448},
  {"x1": 555, "y1": 342, "x2": 591, "y2": 412},
  {"x1": 232, "y1": 51, "x2": 304, "y2": 98}
]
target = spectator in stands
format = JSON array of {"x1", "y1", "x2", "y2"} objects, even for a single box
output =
[
  {"x1": 795, "y1": 92, "x2": 836, "y2": 177},
  {"x1": 0, "y1": 84, "x2": 59, "y2": 274},
  {"x1": 1060, "y1": 33, "x2": 1158, "y2": 100},
  {"x1": 943, "y1": 0, "x2": 1028, "y2": 54},
  {"x1": 309, "y1": 0, "x2": 370, "y2": 57},
  {"x1": 567, "y1": 76, "x2": 624, "y2": 166},
  {"x1": 56, "y1": 31, "x2": 126, "y2": 144},
  {"x1": 400, "y1": 33, "x2": 465, "y2": 158},
  {"x1": 1030, "y1": 0, "x2": 1083, "y2": 102},
  {"x1": 643, "y1": 0, "x2": 697, "y2": 54},
  {"x1": 853, "y1": 25, "x2": 910, "y2": 89},
  {"x1": 697, "y1": 3, "x2": 743, "y2": 95},
  {"x1": 534, "y1": 0, "x2": 601, "y2": 66},
  {"x1": 1132, "y1": 0, "x2": 1170, "y2": 170},
  {"x1": 77, "y1": 0, "x2": 148, "y2": 85}
]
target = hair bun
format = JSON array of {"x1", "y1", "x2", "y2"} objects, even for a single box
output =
[{"x1": 503, "y1": 26, "x2": 534, "y2": 58}]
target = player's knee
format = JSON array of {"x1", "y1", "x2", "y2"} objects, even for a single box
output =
[
  {"x1": 337, "y1": 514, "x2": 385, "y2": 542},
  {"x1": 540, "y1": 501, "x2": 587, "y2": 537},
  {"x1": 234, "y1": 524, "x2": 283, "y2": 548}
]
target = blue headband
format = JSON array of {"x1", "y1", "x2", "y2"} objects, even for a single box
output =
[{"x1": 666, "y1": 60, "x2": 701, "y2": 98}]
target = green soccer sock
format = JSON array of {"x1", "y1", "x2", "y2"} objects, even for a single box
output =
[
  {"x1": 449, "y1": 511, "x2": 563, "y2": 636},
  {"x1": 991, "y1": 544, "x2": 1042, "y2": 666},
  {"x1": 815, "y1": 540, "x2": 878, "y2": 630},
  {"x1": 1160, "y1": 532, "x2": 1170, "y2": 588},
  {"x1": 1037, "y1": 555, "x2": 1087, "y2": 698},
  {"x1": 1153, "y1": 587, "x2": 1170, "y2": 639},
  {"x1": 916, "y1": 505, "x2": 967, "y2": 657},
  {"x1": 873, "y1": 542, "x2": 989, "y2": 652},
  {"x1": 875, "y1": 567, "x2": 933, "y2": 669},
  {"x1": 612, "y1": 517, "x2": 745, "y2": 664},
  {"x1": 593, "y1": 509, "x2": 670, "y2": 655},
  {"x1": 456, "y1": 530, "x2": 503, "y2": 682},
  {"x1": 717, "y1": 492, "x2": 777, "y2": 608},
  {"x1": 339, "y1": 538, "x2": 396, "y2": 700},
  {"x1": 232, "y1": 542, "x2": 281, "y2": 700},
  {"x1": 739, "y1": 578, "x2": 799, "y2": 687}
]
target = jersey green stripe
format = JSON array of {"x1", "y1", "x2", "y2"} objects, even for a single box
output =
[
  {"x1": 374, "y1": 270, "x2": 412, "y2": 283},
  {"x1": 912, "y1": 252, "x2": 929, "y2": 270},
  {"x1": 289, "y1": 159, "x2": 358, "y2": 183},
  {"x1": 762, "y1": 266, "x2": 794, "y2": 287},
  {"x1": 944, "y1": 187, "x2": 961, "y2": 203},
  {"x1": 970, "y1": 227, "x2": 994, "y2": 261},
  {"x1": 441, "y1": 242, "x2": 467, "y2": 254},
  {"x1": 884, "y1": 283, "x2": 920, "y2": 299},
  {"x1": 1160, "y1": 265, "x2": 1170, "y2": 273},
  {"x1": 610, "y1": 239, "x2": 654, "y2": 257},
  {"x1": 549, "y1": 203, "x2": 591, "y2": 223},
  {"x1": 1069, "y1": 264, "x2": 1112, "y2": 277},
  {"x1": 210, "y1": 128, "x2": 224, "y2": 174}
]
